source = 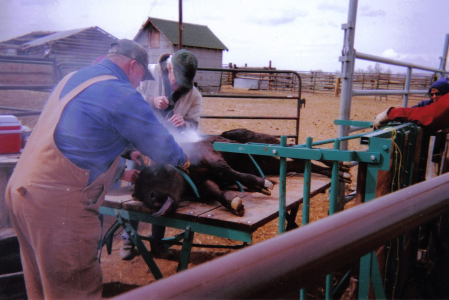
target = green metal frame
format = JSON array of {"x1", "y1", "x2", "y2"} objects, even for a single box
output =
[
  {"x1": 357, "y1": 123, "x2": 420, "y2": 299},
  {"x1": 101, "y1": 121, "x2": 420, "y2": 294},
  {"x1": 99, "y1": 206, "x2": 252, "y2": 279},
  {"x1": 213, "y1": 121, "x2": 420, "y2": 299}
]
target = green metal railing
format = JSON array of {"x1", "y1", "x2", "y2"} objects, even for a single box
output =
[{"x1": 213, "y1": 121, "x2": 421, "y2": 299}]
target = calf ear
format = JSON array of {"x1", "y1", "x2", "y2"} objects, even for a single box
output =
[{"x1": 152, "y1": 197, "x2": 175, "y2": 216}]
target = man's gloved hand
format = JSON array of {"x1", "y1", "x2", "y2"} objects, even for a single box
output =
[
  {"x1": 181, "y1": 154, "x2": 190, "y2": 173},
  {"x1": 374, "y1": 108, "x2": 392, "y2": 129}
]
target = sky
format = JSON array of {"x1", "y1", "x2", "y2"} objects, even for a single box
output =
[{"x1": 1, "y1": 0, "x2": 448, "y2": 73}]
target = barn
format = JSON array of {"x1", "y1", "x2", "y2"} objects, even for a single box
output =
[
  {"x1": 0, "y1": 27, "x2": 118, "y2": 79},
  {"x1": 0, "y1": 31, "x2": 56, "y2": 55},
  {"x1": 133, "y1": 17, "x2": 228, "y2": 92}
]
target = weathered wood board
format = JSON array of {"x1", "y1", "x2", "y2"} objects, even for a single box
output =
[{"x1": 103, "y1": 173, "x2": 331, "y2": 233}]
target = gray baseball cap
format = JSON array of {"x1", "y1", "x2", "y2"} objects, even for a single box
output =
[{"x1": 109, "y1": 39, "x2": 154, "y2": 81}]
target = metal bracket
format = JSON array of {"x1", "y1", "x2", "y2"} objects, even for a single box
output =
[{"x1": 341, "y1": 22, "x2": 353, "y2": 29}]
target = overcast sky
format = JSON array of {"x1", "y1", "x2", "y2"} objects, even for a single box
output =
[{"x1": 1, "y1": 0, "x2": 448, "y2": 73}]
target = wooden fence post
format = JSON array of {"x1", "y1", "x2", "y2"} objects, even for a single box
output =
[{"x1": 334, "y1": 77, "x2": 341, "y2": 96}]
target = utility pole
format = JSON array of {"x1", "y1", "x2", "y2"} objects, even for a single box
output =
[{"x1": 178, "y1": 0, "x2": 183, "y2": 50}]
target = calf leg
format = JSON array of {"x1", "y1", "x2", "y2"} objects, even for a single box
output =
[
  {"x1": 198, "y1": 179, "x2": 245, "y2": 216},
  {"x1": 209, "y1": 160, "x2": 274, "y2": 195}
]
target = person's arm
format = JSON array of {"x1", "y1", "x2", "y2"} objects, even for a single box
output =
[
  {"x1": 113, "y1": 91, "x2": 188, "y2": 167},
  {"x1": 121, "y1": 169, "x2": 140, "y2": 183},
  {"x1": 183, "y1": 92, "x2": 202, "y2": 130},
  {"x1": 387, "y1": 94, "x2": 449, "y2": 131},
  {"x1": 411, "y1": 99, "x2": 433, "y2": 108},
  {"x1": 137, "y1": 64, "x2": 161, "y2": 108},
  {"x1": 173, "y1": 88, "x2": 202, "y2": 130}
]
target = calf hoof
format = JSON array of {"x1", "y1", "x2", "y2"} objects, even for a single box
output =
[
  {"x1": 260, "y1": 188, "x2": 272, "y2": 196},
  {"x1": 338, "y1": 171, "x2": 352, "y2": 183},
  {"x1": 231, "y1": 197, "x2": 245, "y2": 216},
  {"x1": 339, "y1": 162, "x2": 352, "y2": 172},
  {"x1": 264, "y1": 179, "x2": 274, "y2": 190}
]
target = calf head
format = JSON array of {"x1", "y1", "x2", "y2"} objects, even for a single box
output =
[{"x1": 133, "y1": 165, "x2": 185, "y2": 216}]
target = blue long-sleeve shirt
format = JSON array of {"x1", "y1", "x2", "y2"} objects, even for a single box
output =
[{"x1": 54, "y1": 58, "x2": 187, "y2": 184}]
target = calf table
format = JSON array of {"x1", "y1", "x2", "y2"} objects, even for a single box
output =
[{"x1": 100, "y1": 173, "x2": 330, "y2": 279}]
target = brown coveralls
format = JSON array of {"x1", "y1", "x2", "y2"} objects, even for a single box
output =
[{"x1": 6, "y1": 73, "x2": 119, "y2": 299}]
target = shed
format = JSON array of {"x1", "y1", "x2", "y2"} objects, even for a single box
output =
[
  {"x1": 18, "y1": 27, "x2": 118, "y2": 76},
  {"x1": 0, "y1": 31, "x2": 56, "y2": 55},
  {"x1": 134, "y1": 17, "x2": 228, "y2": 92}
]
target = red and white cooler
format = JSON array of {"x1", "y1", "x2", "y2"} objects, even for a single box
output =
[{"x1": 0, "y1": 115, "x2": 23, "y2": 154}]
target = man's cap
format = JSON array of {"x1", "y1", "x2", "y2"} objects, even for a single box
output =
[
  {"x1": 109, "y1": 39, "x2": 154, "y2": 81},
  {"x1": 171, "y1": 49, "x2": 198, "y2": 89}
]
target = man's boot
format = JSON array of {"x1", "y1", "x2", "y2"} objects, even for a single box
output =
[
  {"x1": 119, "y1": 239, "x2": 136, "y2": 260},
  {"x1": 150, "y1": 240, "x2": 174, "y2": 260}
]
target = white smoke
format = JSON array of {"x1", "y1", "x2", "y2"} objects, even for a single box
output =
[
  {"x1": 170, "y1": 128, "x2": 206, "y2": 160},
  {"x1": 172, "y1": 128, "x2": 205, "y2": 144}
]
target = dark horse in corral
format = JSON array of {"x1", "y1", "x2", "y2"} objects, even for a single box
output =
[{"x1": 133, "y1": 128, "x2": 349, "y2": 217}]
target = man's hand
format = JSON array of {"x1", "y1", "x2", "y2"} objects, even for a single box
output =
[
  {"x1": 153, "y1": 96, "x2": 170, "y2": 110},
  {"x1": 121, "y1": 169, "x2": 140, "y2": 183},
  {"x1": 181, "y1": 154, "x2": 190, "y2": 173},
  {"x1": 374, "y1": 108, "x2": 392, "y2": 129},
  {"x1": 168, "y1": 113, "x2": 186, "y2": 127},
  {"x1": 130, "y1": 150, "x2": 143, "y2": 166}
]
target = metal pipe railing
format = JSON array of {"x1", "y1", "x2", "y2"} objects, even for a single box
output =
[
  {"x1": 356, "y1": 51, "x2": 446, "y2": 74},
  {"x1": 349, "y1": 45, "x2": 448, "y2": 109},
  {"x1": 439, "y1": 33, "x2": 449, "y2": 74},
  {"x1": 337, "y1": 0, "x2": 358, "y2": 150},
  {"x1": 337, "y1": 0, "x2": 448, "y2": 148},
  {"x1": 111, "y1": 172, "x2": 449, "y2": 300},
  {"x1": 351, "y1": 49, "x2": 444, "y2": 107},
  {"x1": 198, "y1": 67, "x2": 303, "y2": 143},
  {"x1": 352, "y1": 89, "x2": 428, "y2": 96}
]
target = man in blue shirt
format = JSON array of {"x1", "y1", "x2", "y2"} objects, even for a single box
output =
[
  {"x1": 6, "y1": 39, "x2": 188, "y2": 299},
  {"x1": 54, "y1": 42, "x2": 188, "y2": 183}
]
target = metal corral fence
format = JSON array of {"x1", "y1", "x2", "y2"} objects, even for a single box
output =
[
  {"x1": 0, "y1": 58, "x2": 306, "y2": 143},
  {"x1": 0, "y1": 55, "x2": 92, "y2": 91},
  {"x1": 220, "y1": 65, "x2": 436, "y2": 100},
  {"x1": 0, "y1": 55, "x2": 91, "y2": 117},
  {"x1": 112, "y1": 175, "x2": 449, "y2": 299},
  {"x1": 0, "y1": 55, "x2": 57, "y2": 92},
  {"x1": 198, "y1": 67, "x2": 304, "y2": 143}
]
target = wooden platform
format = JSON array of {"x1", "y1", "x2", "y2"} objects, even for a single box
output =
[
  {"x1": 103, "y1": 173, "x2": 331, "y2": 233},
  {"x1": 101, "y1": 172, "x2": 330, "y2": 278}
]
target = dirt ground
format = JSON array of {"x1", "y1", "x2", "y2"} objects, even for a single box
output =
[{"x1": 0, "y1": 87, "x2": 425, "y2": 298}]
